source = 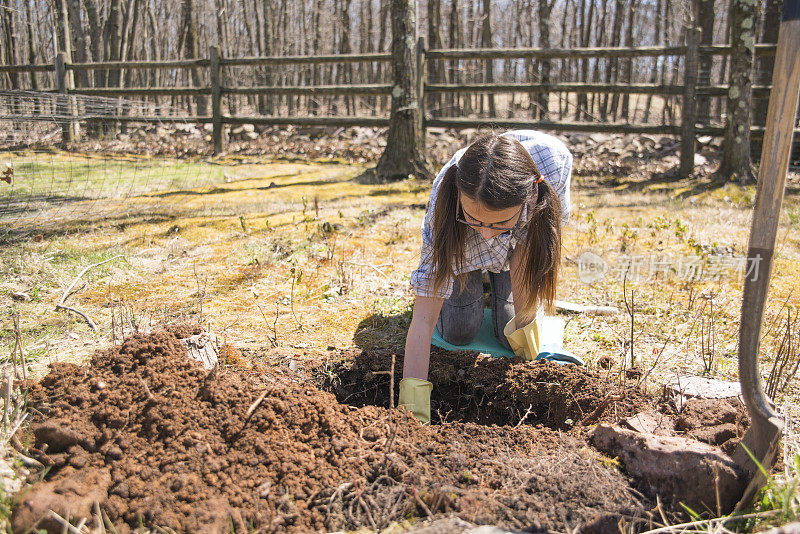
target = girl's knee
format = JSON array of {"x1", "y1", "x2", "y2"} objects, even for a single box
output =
[{"x1": 438, "y1": 305, "x2": 482, "y2": 345}]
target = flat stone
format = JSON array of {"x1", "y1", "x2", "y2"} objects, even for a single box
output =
[
  {"x1": 667, "y1": 375, "x2": 741, "y2": 399},
  {"x1": 591, "y1": 423, "x2": 746, "y2": 514},
  {"x1": 622, "y1": 411, "x2": 674, "y2": 436}
]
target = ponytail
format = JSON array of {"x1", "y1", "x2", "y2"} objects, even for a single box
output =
[
  {"x1": 518, "y1": 179, "x2": 562, "y2": 315},
  {"x1": 431, "y1": 164, "x2": 467, "y2": 296}
]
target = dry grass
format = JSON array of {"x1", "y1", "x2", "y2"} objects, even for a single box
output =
[{"x1": 1, "y1": 150, "x2": 799, "y2": 531}]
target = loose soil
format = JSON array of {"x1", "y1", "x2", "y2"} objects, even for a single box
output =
[{"x1": 14, "y1": 327, "x2": 743, "y2": 533}]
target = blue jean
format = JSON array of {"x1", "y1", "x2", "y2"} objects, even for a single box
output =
[{"x1": 436, "y1": 270, "x2": 514, "y2": 350}]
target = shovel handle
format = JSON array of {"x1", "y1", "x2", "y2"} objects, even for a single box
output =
[{"x1": 735, "y1": 0, "x2": 800, "y2": 490}]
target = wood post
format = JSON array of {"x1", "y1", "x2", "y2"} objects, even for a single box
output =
[
  {"x1": 417, "y1": 36, "x2": 427, "y2": 145},
  {"x1": 680, "y1": 27, "x2": 700, "y2": 177},
  {"x1": 210, "y1": 45, "x2": 223, "y2": 155},
  {"x1": 54, "y1": 52, "x2": 75, "y2": 146}
]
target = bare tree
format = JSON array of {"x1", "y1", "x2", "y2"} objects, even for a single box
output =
[
  {"x1": 376, "y1": 0, "x2": 430, "y2": 181},
  {"x1": 620, "y1": 0, "x2": 638, "y2": 121},
  {"x1": 481, "y1": 0, "x2": 496, "y2": 117},
  {"x1": 715, "y1": 0, "x2": 757, "y2": 184},
  {"x1": 538, "y1": 0, "x2": 557, "y2": 119},
  {"x1": 447, "y1": 0, "x2": 462, "y2": 116},
  {"x1": 695, "y1": 0, "x2": 715, "y2": 124},
  {"x1": 753, "y1": 0, "x2": 781, "y2": 127},
  {"x1": 428, "y1": 0, "x2": 444, "y2": 117}
]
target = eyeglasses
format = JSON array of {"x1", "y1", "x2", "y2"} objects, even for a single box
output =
[{"x1": 456, "y1": 196, "x2": 522, "y2": 232}]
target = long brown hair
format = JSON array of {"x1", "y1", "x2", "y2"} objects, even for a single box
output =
[{"x1": 429, "y1": 134, "x2": 562, "y2": 314}]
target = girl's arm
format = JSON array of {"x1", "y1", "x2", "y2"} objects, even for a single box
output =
[{"x1": 403, "y1": 295, "x2": 444, "y2": 380}]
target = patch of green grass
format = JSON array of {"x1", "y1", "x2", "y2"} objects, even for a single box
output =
[{"x1": 4, "y1": 154, "x2": 223, "y2": 201}]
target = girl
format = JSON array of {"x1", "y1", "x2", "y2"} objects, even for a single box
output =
[{"x1": 400, "y1": 130, "x2": 573, "y2": 423}]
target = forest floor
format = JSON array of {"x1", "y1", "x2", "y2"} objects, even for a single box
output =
[{"x1": 2, "y1": 130, "x2": 800, "y2": 532}]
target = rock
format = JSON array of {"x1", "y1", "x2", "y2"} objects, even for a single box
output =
[
  {"x1": 11, "y1": 291, "x2": 30, "y2": 301},
  {"x1": 758, "y1": 522, "x2": 800, "y2": 534},
  {"x1": 181, "y1": 333, "x2": 219, "y2": 370},
  {"x1": 667, "y1": 376, "x2": 741, "y2": 400},
  {"x1": 694, "y1": 153, "x2": 708, "y2": 166},
  {"x1": 588, "y1": 133, "x2": 614, "y2": 144},
  {"x1": 155, "y1": 126, "x2": 169, "y2": 139},
  {"x1": 697, "y1": 136, "x2": 713, "y2": 145},
  {"x1": 231, "y1": 126, "x2": 245, "y2": 136},
  {"x1": 12, "y1": 467, "x2": 111, "y2": 534},
  {"x1": 241, "y1": 123, "x2": 255, "y2": 133},
  {"x1": 622, "y1": 411, "x2": 674, "y2": 436},
  {"x1": 591, "y1": 423, "x2": 745, "y2": 514},
  {"x1": 245, "y1": 131, "x2": 259, "y2": 141}
]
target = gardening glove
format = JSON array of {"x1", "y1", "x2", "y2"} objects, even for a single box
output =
[
  {"x1": 398, "y1": 377, "x2": 433, "y2": 425},
  {"x1": 503, "y1": 314, "x2": 542, "y2": 361}
]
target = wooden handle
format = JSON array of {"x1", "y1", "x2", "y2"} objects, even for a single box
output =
[{"x1": 734, "y1": 0, "x2": 800, "y2": 500}]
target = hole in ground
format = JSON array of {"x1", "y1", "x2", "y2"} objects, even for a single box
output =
[{"x1": 321, "y1": 348, "x2": 653, "y2": 428}]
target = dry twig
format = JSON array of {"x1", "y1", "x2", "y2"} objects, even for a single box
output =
[
  {"x1": 580, "y1": 394, "x2": 625, "y2": 426},
  {"x1": 56, "y1": 255, "x2": 124, "y2": 331},
  {"x1": 10, "y1": 312, "x2": 25, "y2": 380},
  {"x1": 246, "y1": 389, "x2": 269, "y2": 419}
]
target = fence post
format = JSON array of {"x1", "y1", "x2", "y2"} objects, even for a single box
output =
[
  {"x1": 680, "y1": 27, "x2": 701, "y2": 177},
  {"x1": 417, "y1": 36, "x2": 427, "y2": 141},
  {"x1": 209, "y1": 45, "x2": 223, "y2": 155},
  {"x1": 54, "y1": 52, "x2": 75, "y2": 146}
]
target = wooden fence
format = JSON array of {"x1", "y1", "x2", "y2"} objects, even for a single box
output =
[{"x1": 0, "y1": 33, "x2": 784, "y2": 176}]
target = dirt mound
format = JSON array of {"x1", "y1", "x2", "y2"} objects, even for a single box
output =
[
  {"x1": 328, "y1": 349, "x2": 654, "y2": 428},
  {"x1": 15, "y1": 329, "x2": 653, "y2": 533}
]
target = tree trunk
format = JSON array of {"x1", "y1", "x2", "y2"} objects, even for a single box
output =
[
  {"x1": 481, "y1": 0, "x2": 495, "y2": 117},
  {"x1": 311, "y1": 0, "x2": 322, "y2": 115},
  {"x1": 696, "y1": 0, "x2": 715, "y2": 124},
  {"x1": 465, "y1": 0, "x2": 475, "y2": 114},
  {"x1": 180, "y1": 0, "x2": 206, "y2": 114},
  {"x1": 339, "y1": 0, "x2": 353, "y2": 115},
  {"x1": 715, "y1": 0, "x2": 734, "y2": 121},
  {"x1": 537, "y1": 0, "x2": 555, "y2": 119},
  {"x1": 1, "y1": 0, "x2": 18, "y2": 89},
  {"x1": 447, "y1": 0, "x2": 461, "y2": 116},
  {"x1": 104, "y1": 0, "x2": 122, "y2": 87},
  {"x1": 378, "y1": 0, "x2": 390, "y2": 113},
  {"x1": 620, "y1": 0, "x2": 637, "y2": 121},
  {"x1": 24, "y1": 0, "x2": 39, "y2": 107},
  {"x1": 753, "y1": 0, "x2": 780, "y2": 127},
  {"x1": 715, "y1": 0, "x2": 757, "y2": 184},
  {"x1": 65, "y1": 0, "x2": 90, "y2": 88},
  {"x1": 603, "y1": 0, "x2": 624, "y2": 119},
  {"x1": 643, "y1": 0, "x2": 663, "y2": 122},
  {"x1": 576, "y1": 0, "x2": 594, "y2": 120},
  {"x1": 559, "y1": 0, "x2": 571, "y2": 119},
  {"x1": 591, "y1": 0, "x2": 609, "y2": 117},
  {"x1": 428, "y1": 0, "x2": 444, "y2": 117},
  {"x1": 376, "y1": 0, "x2": 430, "y2": 181}
]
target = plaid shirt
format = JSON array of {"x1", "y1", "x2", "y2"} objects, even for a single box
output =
[{"x1": 410, "y1": 130, "x2": 572, "y2": 299}]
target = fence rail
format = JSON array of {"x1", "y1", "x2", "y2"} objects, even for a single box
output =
[{"x1": 0, "y1": 39, "x2": 782, "y2": 175}]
